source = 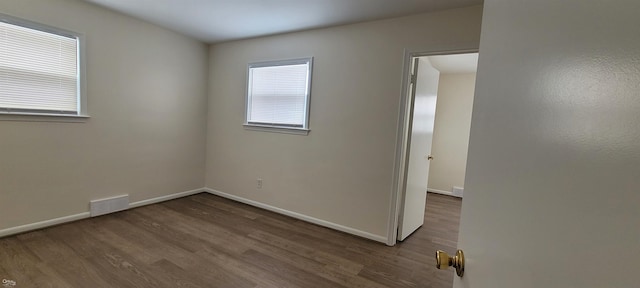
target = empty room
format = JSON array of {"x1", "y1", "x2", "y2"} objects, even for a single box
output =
[{"x1": 1, "y1": 0, "x2": 639, "y2": 287}]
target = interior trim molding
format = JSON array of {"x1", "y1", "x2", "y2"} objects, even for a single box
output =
[
  {"x1": 388, "y1": 48, "x2": 478, "y2": 246},
  {"x1": 129, "y1": 187, "x2": 205, "y2": 209},
  {"x1": 204, "y1": 188, "x2": 388, "y2": 244},
  {"x1": 427, "y1": 188, "x2": 461, "y2": 198},
  {"x1": 0, "y1": 212, "x2": 90, "y2": 238},
  {"x1": 0, "y1": 187, "x2": 207, "y2": 238},
  {"x1": 1, "y1": 187, "x2": 388, "y2": 244}
]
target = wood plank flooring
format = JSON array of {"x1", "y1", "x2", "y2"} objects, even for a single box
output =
[{"x1": 0, "y1": 193, "x2": 462, "y2": 287}]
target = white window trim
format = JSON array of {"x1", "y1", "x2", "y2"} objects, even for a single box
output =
[
  {"x1": 0, "y1": 13, "x2": 88, "y2": 122},
  {"x1": 244, "y1": 57, "x2": 313, "y2": 135}
]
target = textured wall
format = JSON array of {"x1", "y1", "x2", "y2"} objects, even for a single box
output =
[
  {"x1": 429, "y1": 73, "x2": 475, "y2": 193},
  {"x1": 0, "y1": 0, "x2": 209, "y2": 230},
  {"x1": 206, "y1": 6, "x2": 483, "y2": 238}
]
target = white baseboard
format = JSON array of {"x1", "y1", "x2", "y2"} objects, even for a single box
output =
[
  {"x1": 129, "y1": 188, "x2": 205, "y2": 209},
  {"x1": 0, "y1": 187, "x2": 206, "y2": 238},
  {"x1": 0, "y1": 212, "x2": 91, "y2": 238},
  {"x1": 204, "y1": 188, "x2": 388, "y2": 244},
  {"x1": 427, "y1": 188, "x2": 462, "y2": 198},
  {"x1": 1, "y1": 187, "x2": 388, "y2": 244}
]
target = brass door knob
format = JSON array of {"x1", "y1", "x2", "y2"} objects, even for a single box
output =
[{"x1": 436, "y1": 250, "x2": 465, "y2": 277}]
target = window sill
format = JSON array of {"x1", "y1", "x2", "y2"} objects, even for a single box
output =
[
  {"x1": 243, "y1": 124, "x2": 310, "y2": 135},
  {"x1": 0, "y1": 112, "x2": 90, "y2": 123}
]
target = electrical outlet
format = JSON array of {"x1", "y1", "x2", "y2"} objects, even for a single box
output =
[{"x1": 256, "y1": 178, "x2": 263, "y2": 189}]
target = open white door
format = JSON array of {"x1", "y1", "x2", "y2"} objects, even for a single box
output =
[
  {"x1": 452, "y1": 0, "x2": 640, "y2": 287},
  {"x1": 398, "y1": 57, "x2": 439, "y2": 241}
]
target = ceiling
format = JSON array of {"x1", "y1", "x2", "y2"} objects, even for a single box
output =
[
  {"x1": 428, "y1": 53, "x2": 478, "y2": 74},
  {"x1": 84, "y1": 0, "x2": 483, "y2": 43}
]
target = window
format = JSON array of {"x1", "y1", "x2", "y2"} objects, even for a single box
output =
[
  {"x1": 0, "y1": 14, "x2": 85, "y2": 118},
  {"x1": 245, "y1": 57, "x2": 313, "y2": 134}
]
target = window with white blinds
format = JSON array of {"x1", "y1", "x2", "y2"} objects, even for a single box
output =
[
  {"x1": 246, "y1": 58, "x2": 312, "y2": 133},
  {"x1": 0, "y1": 15, "x2": 81, "y2": 116}
]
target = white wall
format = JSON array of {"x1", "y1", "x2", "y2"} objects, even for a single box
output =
[
  {"x1": 456, "y1": 0, "x2": 640, "y2": 286},
  {"x1": 0, "y1": 0, "x2": 209, "y2": 231},
  {"x1": 206, "y1": 6, "x2": 482, "y2": 239},
  {"x1": 428, "y1": 73, "x2": 475, "y2": 193}
]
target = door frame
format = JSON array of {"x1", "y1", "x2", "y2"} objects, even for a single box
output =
[{"x1": 387, "y1": 48, "x2": 479, "y2": 246}]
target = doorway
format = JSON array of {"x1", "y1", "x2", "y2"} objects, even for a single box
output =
[{"x1": 393, "y1": 51, "x2": 478, "y2": 243}]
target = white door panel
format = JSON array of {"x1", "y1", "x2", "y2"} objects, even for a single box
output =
[
  {"x1": 398, "y1": 57, "x2": 439, "y2": 241},
  {"x1": 455, "y1": 0, "x2": 640, "y2": 287}
]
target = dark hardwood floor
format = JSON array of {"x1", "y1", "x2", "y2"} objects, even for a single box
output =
[{"x1": 0, "y1": 192, "x2": 462, "y2": 287}]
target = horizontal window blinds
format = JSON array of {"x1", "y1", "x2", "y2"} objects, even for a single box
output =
[
  {"x1": 0, "y1": 21, "x2": 78, "y2": 114},
  {"x1": 248, "y1": 63, "x2": 309, "y2": 127}
]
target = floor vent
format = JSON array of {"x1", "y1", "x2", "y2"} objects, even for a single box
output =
[{"x1": 90, "y1": 195, "x2": 129, "y2": 217}]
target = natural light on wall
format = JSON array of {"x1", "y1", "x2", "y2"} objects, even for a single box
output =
[{"x1": 0, "y1": 18, "x2": 79, "y2": 115}]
